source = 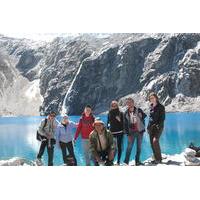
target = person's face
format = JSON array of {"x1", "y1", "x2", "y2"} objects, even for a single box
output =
[
  {"x1": 49, "y1": 114, "x2": 56, "y2": 120},
  {"x1": 126, "y1": 100, "x2": 134, "y2": 109},
  {"x1": 62, "y1": 117, "x2": 69, "y2": 124},
  {"x1": 84, "y1": 107, "x2": 92, "y2": 116},
  {"x1": 149, "y1": 96, "x2": 157, "y2": 105},
  {"x1": 95, "y1": 124, "x2": 104, "y2": 133},
  {"x1": 111, "y1": 102, "x2": 118, "y2": 110}
]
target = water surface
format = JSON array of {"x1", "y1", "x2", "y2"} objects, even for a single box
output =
[{"x1": 0, "y1": 113, "x2": 200, "y2": 165}]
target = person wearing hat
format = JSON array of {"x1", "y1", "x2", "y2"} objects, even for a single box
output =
[
  {"x1": 74, "y1": 105, "x2": 95, "y2": 166},
  {"x1": 89, "y1": 120, "x2": 115, "y2": 166},
  {"x1": 36, "y1": 111, "x2": 58, "y2": 166},
  {"x1": 56, "y1": 115, "x2": 78, "y2": 166}
]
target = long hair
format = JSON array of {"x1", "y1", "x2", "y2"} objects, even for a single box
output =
[
  {"x1": 148, "y1": 92, "x2": 159, "y2": 102},
  {"x1": 110, "y1": 100, "x2": 119, "y2": 111}
]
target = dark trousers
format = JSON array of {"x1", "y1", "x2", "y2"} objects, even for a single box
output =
[
  {"x1": 124, "y1": 131, "x2": 144, "y2": 164},
  {"x1": 37, "y1": 136, "x2": 54, "y2": 166},
  {"x1": 59, "y1": 141, "x2": 77, "y2": 166},
  {"x1": 113, "y1": 133, "x2": 123, "y2": 164},
  {"x1": 148, "y1": 127, "x2": 163, "y2": 162},
  {"x1": 93, "y1": 150, "x2": 113, "y2": 166}
]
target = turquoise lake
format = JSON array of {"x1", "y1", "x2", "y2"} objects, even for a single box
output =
[{"x1": 0, "y1": 113, "x2": 200, "y2": 165}]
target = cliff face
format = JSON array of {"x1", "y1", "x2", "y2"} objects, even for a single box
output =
[
  {"x1": 62, "y1": 33, "x2": 200, "y2": 114},
  {"x1": 0, "y1": 33, "x2": 200, "y2": 116}
]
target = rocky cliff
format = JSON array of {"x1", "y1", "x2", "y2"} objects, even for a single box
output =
[{"x1": 0, "y1": 33, "x2": 200, "y2": 116}]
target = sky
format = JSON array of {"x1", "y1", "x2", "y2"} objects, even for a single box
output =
[
  {"x1": 0, "y1": 0, "x2": 200, "y2": 40},
  {"x1": 0, "y1": 0, "x2": 129, "y2": 36}
]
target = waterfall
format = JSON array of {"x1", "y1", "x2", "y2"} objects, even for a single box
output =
[{"x1": 61, "y1": 62, "x2": 84, "y2": 115}]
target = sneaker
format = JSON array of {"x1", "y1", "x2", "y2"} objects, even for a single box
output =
[
  {"x1": 122, "y1": 162, "x2": 129, "y2": 166},
  {"x1": 36, "y1": 158, "x2": 43, "y2": 166}
]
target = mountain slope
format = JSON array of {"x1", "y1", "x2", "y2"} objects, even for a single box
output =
[{"x1": 0, "y1": 33, "x2": 200, "y2": 116}]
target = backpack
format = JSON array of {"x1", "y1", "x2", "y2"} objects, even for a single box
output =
[{"x1": 36, "y1": 118, "x2": 48, "y2": 141}]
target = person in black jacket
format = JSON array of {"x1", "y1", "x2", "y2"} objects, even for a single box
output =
[
  {"x1": 107, "y1": 100, "x2": 124, "y2": 165},
  {"x1": 123, "y1": 97, "x2": 147, "y2": 166},
  {"x1": 147, "y1": 93, "x2": 165, "y2": 164}
]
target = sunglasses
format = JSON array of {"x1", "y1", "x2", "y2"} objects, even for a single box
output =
[{"x1": 50, "y1": 115, "x2": 56, "y2": 118}]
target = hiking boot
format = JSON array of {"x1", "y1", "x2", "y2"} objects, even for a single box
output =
[
  {"x1": 150, "y1": 160, "x2": 162, "y2": 165},
  {"x1": 135, "y1": 161, "x2": 144, "y2": 166}
]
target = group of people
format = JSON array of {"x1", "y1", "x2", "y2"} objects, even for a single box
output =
[{"x1": 36, "y1": 92, "x2": 165, "y2": 166}]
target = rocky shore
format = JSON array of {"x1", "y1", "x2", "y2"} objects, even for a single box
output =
[{"x1": 1, "y1": 148, "x2": 199, "y2": 166}]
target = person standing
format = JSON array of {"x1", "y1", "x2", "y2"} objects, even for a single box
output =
[
  {"x1": 147, "y1": 93, "x2": 165, "y2": 164},
  {"x1": 89, "y1": 120, "x2": 115, "y2": 166},
  {"x1": 36, "y1": 111, "x2": 58, "y2": 166},
  {"x1": 74, "y1": 105, "x2": 95, "y2": 166},
  {"x1": 123, "y1": 98, "x2": 147, "y2": 166},
  {"x1": 56, "y1": 115, "x2": 77, "y2": 166},
  {"x1": 107, "y1": 100, "x2": 124, "y2": 165}
]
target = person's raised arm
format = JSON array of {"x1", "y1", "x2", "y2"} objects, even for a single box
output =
[{"x1": 70, "y1": 121, "x2": 78, "y2": 129}]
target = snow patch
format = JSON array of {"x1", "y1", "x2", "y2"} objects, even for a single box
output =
[
  {"x1": 25, "y1": 79, "x2": 43, "y2": 102},
  {"x1": 145, "y1": 79, "x2": 158, "y2": 90}
]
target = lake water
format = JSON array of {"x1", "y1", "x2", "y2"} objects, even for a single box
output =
[{"x1": 0, "y1": 113, "x2": 200, "y2": 166}]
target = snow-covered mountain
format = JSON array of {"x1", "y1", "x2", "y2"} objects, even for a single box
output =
[{"x1": 0, "y1": 33, "x2": 200, "y2": 116}]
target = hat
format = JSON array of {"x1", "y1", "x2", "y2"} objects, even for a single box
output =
[{"x1": 93, "y1": 120, "x2": 105, "y2": 127}]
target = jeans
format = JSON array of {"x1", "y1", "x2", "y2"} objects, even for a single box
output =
[
  {"x1": 148, "y1": 126, "x2": 163, "y2": 162},
  {"x1": 37, "y1": 136, "x2": 54, "y2": 166},
  {"x1": 113, "y1": 133, "x2": 123, "y2": 164},
  {"x1": 82, "y1": 139, "x2": 92, "y2": 166},
  {"x1": 124, "y1": 131, "x2": 144, "y2": 164},
  {"x1": 59, "y1": 141, "x2": 77, "y2": 166}
]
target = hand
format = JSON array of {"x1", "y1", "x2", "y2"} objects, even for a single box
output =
[
  {"x1": 138, "y1": 113, "x2": 142, "y2": 119},
  {"x1": 115, "y1": 116, "x2": 121, "y2": 122}
]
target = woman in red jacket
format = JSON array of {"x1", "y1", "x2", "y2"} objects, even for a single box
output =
[{"x1": 74, "y1": 105, "x2": 95, "y2": 166}]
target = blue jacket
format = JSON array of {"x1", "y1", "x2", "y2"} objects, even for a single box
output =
[{"x1": 55, "y1": 121, "x2": 77, "y2": 144}]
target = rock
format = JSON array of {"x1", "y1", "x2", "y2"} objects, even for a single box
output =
[
  {"x1": 0, "y1": 157, "x2": 35, "y2": 166},
  {"x1": 183, "y1": 148, "x2": 200, "y2": 166},
  {"x1": 184, "y1": 148, "x2": 196, "y2": 157}
]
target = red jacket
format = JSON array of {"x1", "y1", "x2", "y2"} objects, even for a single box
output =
[{"x1": 74, "y1": 113, "x2": 95, "y2": 140}]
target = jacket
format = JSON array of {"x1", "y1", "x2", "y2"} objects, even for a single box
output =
[
  {"x1": 56, "y1": 121, "x2": 77, "y2": 144},
  {"x1": 74, "y1": 113, "x2": 95, "y2": 140},
  {"x1": 89, "y1": 129, "x2": 115, "y2": 158},
  {"x1": 107, "y1": 108, "x2": 124, "y2": 133},
  {"x1": 148, "y1": 103, "x2": 165, "y2": 129},
  {"x1": 38, "y1": 118, "x2": 58, "y2": 138},
  {"x1": 124, "y1": 107, "x2": 147, "y2": 134}
]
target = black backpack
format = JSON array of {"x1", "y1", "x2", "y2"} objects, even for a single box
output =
[{"x1": 36, "y1": 118, "x2": 48, "y2": 141}]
